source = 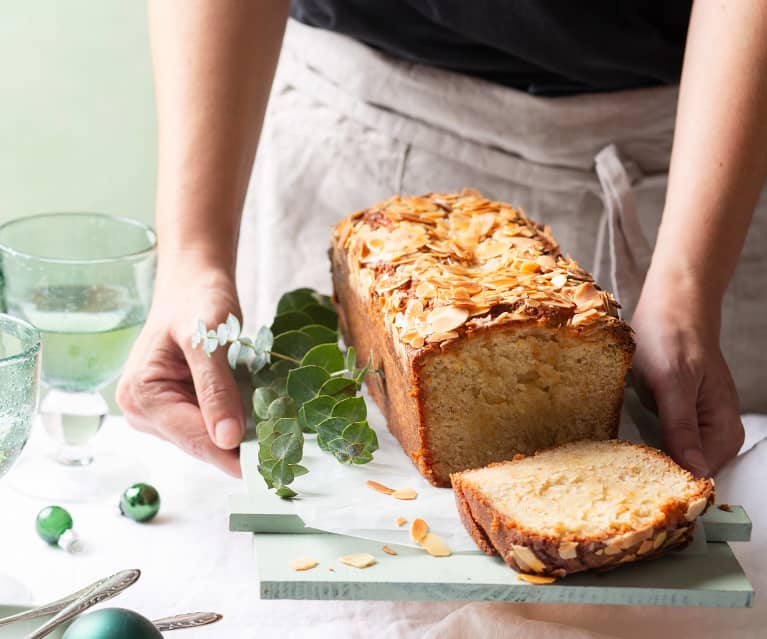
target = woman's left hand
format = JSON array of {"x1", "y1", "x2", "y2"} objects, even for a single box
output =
[{"x1": 630, "y1": 278, "x2": 744, "y2": 477}]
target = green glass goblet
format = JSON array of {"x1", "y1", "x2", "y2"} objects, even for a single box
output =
[
  {"x1": 0, "y1": 213, "x2": 155, "y2": 500},
  {"x1": 0, "y1": 313, "x2": 41, "y2": 602}
]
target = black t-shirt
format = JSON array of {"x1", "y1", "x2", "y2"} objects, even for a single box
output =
[{"x1": 291, "y1": 0, "x2": 692, "y2": 96}]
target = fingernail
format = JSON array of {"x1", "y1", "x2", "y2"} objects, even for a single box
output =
[
  {"x1": 682, "y1": 448, "x2": 710, "y2": 476},
  {"x1": 214, "y1": 418, "x2": 243, "y2": 449}
]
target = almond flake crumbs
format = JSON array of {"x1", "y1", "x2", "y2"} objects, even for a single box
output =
[
  {"x1": 517, "y1": 573, "x2": 558, "y2": 585},
  {"x1": 339, "y1": 553, "x2": 377, "y2": 569},
  {"x1": 366, "y1": 479, "x2": 395, "y2": 495},
  {"x1": 391, "y1": 488, "x2": 418, "y2": 500},
  {"x1": 382, "y1": 545, "x2": 398, "y2": 556},
  {"x1": 396, "y1": 517, "x2": 408, "y2": 527},
  {"x1": 288, "y1": 557, "x2": 319, "y2": 572}
]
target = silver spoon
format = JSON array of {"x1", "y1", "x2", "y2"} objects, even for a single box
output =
[
  {"x1": 153, "y1": 612, "x2": 223, "y2": 631},
  {"x1": 26, "y1": 569, "x2": 140, "y2": 639}
]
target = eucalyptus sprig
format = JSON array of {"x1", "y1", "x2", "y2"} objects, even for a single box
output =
[{"x1": 193, "y1": 288, "x2": 379, "y2": 498}]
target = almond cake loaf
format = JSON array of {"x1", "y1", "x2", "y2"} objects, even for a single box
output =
[
  {"x1": 451, "y1": 440, "x2": 715, "y2": 577},
  {"x1": 330, "y1": 189, "x2": 634, "y2": 487}
]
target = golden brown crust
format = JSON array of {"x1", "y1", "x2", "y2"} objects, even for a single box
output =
[
  {"x1": 332, "y1": 189, "x2": 633, "y2": 353},
  {"x1": 450, "y1": 441, "x2": 715, "y2": 577}
]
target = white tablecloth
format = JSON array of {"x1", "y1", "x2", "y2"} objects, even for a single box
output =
[{"x1": 1, "y1": 416, "x2": 765, "y2": 638}]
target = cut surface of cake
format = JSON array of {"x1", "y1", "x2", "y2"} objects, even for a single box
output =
[
  {"x1": 451, "y1": 440, "x2": 715, "y2": 577},
  {"x1": 331, "y1": 189, "x2": 634, "y2": 486}
]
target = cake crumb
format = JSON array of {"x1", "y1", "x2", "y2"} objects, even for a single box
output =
[
  {"x1": 396, "y1": 517, "x2": 407, "y2": 527},
  {"x1": 718, "y1": 503, "x2": 732, "y2": 512}
]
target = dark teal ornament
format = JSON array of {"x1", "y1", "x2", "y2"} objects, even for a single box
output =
[
  {"x1": 62, "y1": 608, "x2": 162, "y2": 639},
  {"x1": 119, "y1": 483, "x2": 161, "y2": 522},
  {"x1": 36, "y1": 506, "x2": 79, "y2": 551}
]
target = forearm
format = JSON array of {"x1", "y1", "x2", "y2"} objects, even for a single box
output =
[
  {"x1": 149, "y1": 0, "x2": 290, "y2": 281},
  {"x1": 646, "y1": 0, "x2": 767, "y2": 311}
]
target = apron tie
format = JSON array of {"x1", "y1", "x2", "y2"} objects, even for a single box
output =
[{"x1": 594, "y1": 144, "x2": 652, "y2": 320}]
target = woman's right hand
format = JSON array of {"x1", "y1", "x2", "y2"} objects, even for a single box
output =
[{"x1": 117, "y1": 265, "x2": 246, "y2": 477}]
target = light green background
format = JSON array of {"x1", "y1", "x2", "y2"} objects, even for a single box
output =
[
  {"x1": 0, "y1": 2, "x2": 156, "y2": 409},
  {"x1": 0, "y1": 1, "x2": 156, "y2": 226}
]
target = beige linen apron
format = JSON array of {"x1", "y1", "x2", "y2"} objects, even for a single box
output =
[{"x1": 238, "y1": 19, "x2": 766, "y2": 412}]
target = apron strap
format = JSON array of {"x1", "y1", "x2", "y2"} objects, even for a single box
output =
[{"x1": 594, "y1": 144, "x2": 653, "y2": 320}]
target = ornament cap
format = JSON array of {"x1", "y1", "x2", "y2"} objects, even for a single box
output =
[{"x1": 58, "y1": 529, "x2": 81, "y2": 553}]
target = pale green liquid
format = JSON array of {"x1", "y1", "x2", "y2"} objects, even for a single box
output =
[{"x1": 8, "y1": 285, "x2": 144, "y2": 392}]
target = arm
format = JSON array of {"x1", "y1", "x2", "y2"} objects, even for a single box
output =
[
  {"x1": 632, "y1": 0, "x2": 767, "y2": 475},
  {"x1": 118, "y1": 0, "x2": 290, "y2": 475}
]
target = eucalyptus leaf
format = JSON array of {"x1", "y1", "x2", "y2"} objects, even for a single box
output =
[
  {"x1": 344, "y1": 346, "x2": 357, "y2": 372},
  {"x1": 301, "y1": 343, "x2": 345, "y2": 373},
  {"x1": 256, "y1": 417, "x2": 277, "y2": 441},
  {"x1": 332, "y1": 396, "x2": 367, "y2": 422},
  {"x1": 273, "y1": 417, "x2": 302, "y2": 437},
  {"x1": 275, "y1": 486, "x2": 297, "y2": 499},
  {"x1": 276, "y1": 288, "x2": 320, "y2": 314},
  {"x1": 318, "y1": 377, "x2": 357, "y2": 399},
  {"x1": 272, "y1": 330, "x2": 314, "y2": 361},
  {"x1": 227, "y1": 341, "x2": 241, "y2": 369},
  {"x1": 351, "y1": 450, "x2": 374, "y2": 465},
  {"x1": 300, "y1": 324, "x2": 338, "y2": 347},
  {"x1": 315, "y1": 416, "x2": 350, "y2": 452},
  {"x1": 216, "y1": 322, "x2": 228, "y2": 346},
  {"x1": 302, "y1": 304, "x2": 338, "y2": 330},
  {"x1": 253, "y1": 387, "x2": 278, "y2": 420},
  {"x1": 272, "y1": 458, "x2": 295, "y2": 487},
  {"x1": 270, "y1": 432, "x2": 303, "y2": 464},
  {"x1": 226, "y1": 313, "x2": 241, "y2": 340},
  {"x1": 253, "y1": 325, "x2": 274, "y2": 352},
  {"x1": 203, "y1": 333, "x2": 219, "y2": 355},
  {"x1": 271, "y1": 311, "x2": 313, "y2": 335},
  {"x1": 267, "y1": 396, "x2": 297, "y2": 420},
  {"x1": 298, "y1": 395, "x2": 336, "y2": 432},
  {"x1": 291, "y1": 464, "x2": 309, "y2": 477},
  {"x1": 286, "y1": 365, "x2": 330, "y2": 405}
]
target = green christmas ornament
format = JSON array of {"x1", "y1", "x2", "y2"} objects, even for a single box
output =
[
  {"x1": 62, "y1": 608, "x2": 162, "y2": 639},
  {"x1": 119, "y1": 483, "x2": 161, "y2": 522},
  {"x1": 35, "y1": 506, "x2": 79, "y2": 552}
]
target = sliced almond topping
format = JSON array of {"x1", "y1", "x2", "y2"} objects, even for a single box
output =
[
  {"x1": 652, "y1": 531, "x2": 667, "y2": 550},
  {"x1": 391, "y1": 488, "x2": 418, "y2": 500},
  {"x1": 558, "y1": 541, "x2": 578, "y2": 560},
  {"x1": 366, "y1": 480, "x2": 395, "y2": 495},
  {"x1": 424, "y1": 305, "x2": 469, "y2": 335},
  {"x1": 511, "y1": 545, "x2": 546, "y2": 572},
  {"x1": 382, "y1": 545, "x2": 398, "y2": 556},
  {"x1": 637, "y1": 539, "x2": 654, "y2": 555},
  {"x1": 517, "y1": 573, "x2": 557, "y2": 585},
  {"x1": 685, "y1": 497, "x2": 709, "y2": 521},
  {"x1": 288, "y1": 557, "x2": 319, "y2": 572},
  {"x1": 573, "y1": 282, "x2": 603, "y2": 312},
  {"x1": 420, "y1": 532, "x2": 452, "y2": 557},
  {"x1": 410, "y1": 517, "x2": 429, "y2": 543},
  {"x1": 551, "y1": 273, "x2": 568, "y2": 289},
  {"x1": 396, "y1": 517, "x2": 407, "y2": 527},
  {"x1": 339, "y1": 553, "x2": 377, "y2": 569},
  {"x1": 536, "y1": 254, "x2": 557, "y2": 270}
]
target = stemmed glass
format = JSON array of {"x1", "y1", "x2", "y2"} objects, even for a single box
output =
[
  {"x1": 0, "y1": 314, "x2": 41, "y2": 600},
  {"x1": 0, "y1": 213, "x2": 156, "y2": 500}
]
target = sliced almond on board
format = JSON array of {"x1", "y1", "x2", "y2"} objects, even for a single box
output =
[
  {"x1": 410, "y1": 518, "x2": 429, "y2": 543},
  {"x1": 288, "y1": 557, "x2": 319, "y2": 572},
  {"x1": 382, "y1": 545, "x2": 398, "y2": 556},
  {"x1": 396, "y1": 517, "x2": 408, "y2": 527},
  {"x1": 339, "y1": 553, "x2": 377, "y2": 569},
  {"x1": 420, "y1": 532, "x2": 452, "y2": 557},
  {"x1": 517, "y1": 573, "x2": 557, "y2": 585},
  {"x1": 392, "y1": 488, "x2": 418, "y2": 500},
  {"x1": 366, "y1": 480, "x2": 395, "y2": 495}
]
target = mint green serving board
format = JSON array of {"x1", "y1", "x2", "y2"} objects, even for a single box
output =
[{"x1": 230, "y1": 439, "x2": 754, "y2": 607}]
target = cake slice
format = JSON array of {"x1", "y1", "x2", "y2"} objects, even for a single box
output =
[
  {"x1": 451, "y1": 440, "x2": 714, "y2": 577},
  {"x1": 331, "y1": 189, "x2": 634, "y2": 486}
]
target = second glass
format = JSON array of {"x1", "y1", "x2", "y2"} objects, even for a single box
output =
[{"x1": 0, "y1": 213, "x2": 155, "y2": 497}]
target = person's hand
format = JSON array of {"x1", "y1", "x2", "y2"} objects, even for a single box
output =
[
  {"x1": 117, "y1": 265, "x2": 245, "y2": 476},
  {"x1": 630, "y1": 274, "x2": 744, "y2": 477}
]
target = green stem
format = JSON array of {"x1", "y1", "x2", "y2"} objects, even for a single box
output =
[{"x1": 269, "y1": 351, "x2": 301, "y2": 365}]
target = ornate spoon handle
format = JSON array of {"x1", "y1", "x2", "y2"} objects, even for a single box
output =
[
  {"x1": 25, "y1": 569, "x2": 140, "y2": 639},
  {"x1": 153, "y1": 612, "x2": 223, "y2": 631}
]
